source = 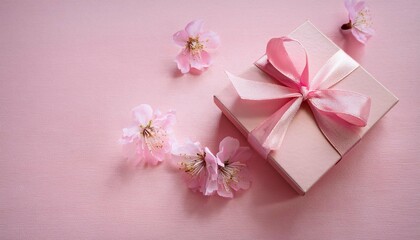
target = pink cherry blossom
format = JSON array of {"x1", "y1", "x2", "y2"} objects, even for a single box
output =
[
  {"x1": 341, "y1": 0, "x2": 375, "y2": 44},
  {"x1": 172, "y1": 140, "x2": 218, "y2": 195},
  {"x1": 173, "y1": 19, "x2": 220, "y2": 74},
  {"x1": 120, "y1": 104, "x2": 176, "y2": 166},
  {"x1": 215, "y1": 137, "x2": 252, "y2": 198}
]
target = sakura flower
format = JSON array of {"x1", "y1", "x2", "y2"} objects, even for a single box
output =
[
  {"x1": 120, "y1": 104, "x2": 176, "y2": 166},
  {"x1": 341, "y1": 0, "x2": 375, "y2": 44},
  {"x1": 173, "y1": 19, "x2": 220, "y2": 74},
  {"x1": 172, "y1": 140, "x2": 218, "y2": 195},
  {"x1": 215, "y1": 137, "x2": 252, "y2": 198}
]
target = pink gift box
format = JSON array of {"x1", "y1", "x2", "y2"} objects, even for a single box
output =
[{"x1": 214, "y1": 21, "x2": 398, "y2": 195}]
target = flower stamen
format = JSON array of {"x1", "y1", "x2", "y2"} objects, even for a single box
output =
[
  {"x1": 140, "y1": 120, "x2": 165, "y2": 151},
  {"x1": 218, "y1": 160, "x2": 246, "y2": 192},
  {"x1": 353, "y1": 8, "x2": 373, "y2": 30},
  {"x1": 186, "y1": 37, "x2": 204, "y2": 54},
  {"x1": 180, "y1": 152, "x2": 207, "y2": 176}
]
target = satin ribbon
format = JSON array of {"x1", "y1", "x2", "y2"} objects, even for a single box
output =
[{"x1": 227, "y1": 37, "x2": 371, "y2": 158}]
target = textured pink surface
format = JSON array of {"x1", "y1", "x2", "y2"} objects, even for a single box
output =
[{"x1": 0, "y1": 1, "x2": 419, "y2": 239}]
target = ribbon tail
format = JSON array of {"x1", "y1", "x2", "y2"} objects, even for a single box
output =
[
  {"x1": 309, "y1": 104, "x2": 362, "y2": 156},
  {"x1": 308, "y1": 89, "x2": 371, "y2": 155},
  {"x1": 226, "y1": 71, "x2": 301, "y2": 100},
  {"x1": 249, "y1": 97, "x2": 303, "y2": 158}
]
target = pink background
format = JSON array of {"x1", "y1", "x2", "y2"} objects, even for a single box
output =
[{"x1": 0, "y1": 0, "x2": 419, "y2": 239}]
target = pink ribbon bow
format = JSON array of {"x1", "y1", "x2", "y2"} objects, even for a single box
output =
[{"x1": 227, "y1": 37, "x2": 371, "y2": 158}]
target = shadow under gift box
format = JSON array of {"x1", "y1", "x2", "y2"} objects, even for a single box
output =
[{"x1": 214, "y1": 21, "x2": 398, "y2": 195}]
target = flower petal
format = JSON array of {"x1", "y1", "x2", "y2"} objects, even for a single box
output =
[
  {"x1": 345, "y1": 0, "x2": 355, "y2": 8},
  {"x1": 147, "y1": 147, "x2": 166, "y2": 165},
  {"x1": 173, "y1": 30, "x2": 189, "y2": 47},
  {"x1": 205, "y1": 148, "x2": 218, "y2": 179},
  {"x1": 119, "y1": 125, "x2": 139, "y2": 144},
  {"x1": 200, "y1": 51, "x2": 212, "y2": 66},
  {"x1": 362, "y1": 27, "x2": 375, "y2": 36},
  {"x1": 351, "y1": 28, "x2": 369, "y2": 44},
  {"x1": 186, "y1": 170, "x2": 207, "y2": 193},
  {"x1": 141, "y1": 136, "x2": 169, "y2": 165},
  {"x1": 132, "y1": 104, "x2": 153, "y2": 125},
  {"x1": 355, "y1": 24, "x2": 375, "y2": 36},
  {"x1": 154, "y1": 110, "x2": 176, "y2": 131},
  {"x1": 185, "y1": 19, "x2": 204, "y2": 37},
  {"x1": 204, "y1": 147, "x2": 219, "y2": 195},
  {"x1": 175, "y1": 49, "x2": 191, "y2": 74},
  {"x1": 216, "y1": 137, "x2": 240, "y2": 162},
  {"x1": 217, "y1": 181, "x2": 234, "y2": 198},
  {"x1": 354, "y1": 0, "x2": 366, "y2": 13},
  {"x1": 200, "y1": 31, "x2": 220, "y2": 49},
  {"x1": 231, "y1": 147, "x2": 252, "y2": 163},
  {"x1": 171, "y1": 140, "x2": 203, "y2": 157},
  {"x1": 190, "y1": 50, "x2": 211, "y2": 70},
  {"x1": 231, "y1": 167, "x2": 251, "y2": 191},
  {"x1": 345, "y1": 0, "x2": 357, "y2": 21}
]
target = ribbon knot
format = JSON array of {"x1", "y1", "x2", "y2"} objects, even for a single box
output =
[
  {"x1": 226, "y1": 37, "x2": 371, "y2": 158},
  {"x1": 300, "y1": 86, "x2": 313, "y2": 100}
]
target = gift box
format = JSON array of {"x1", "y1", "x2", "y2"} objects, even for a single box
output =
[{"x1": 214, "y1": 21, "x2": 398, "y2": 195}]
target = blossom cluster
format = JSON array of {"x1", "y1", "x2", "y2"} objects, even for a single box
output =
[{"x1": 120, "y1": 104, "x2": 251, "y2": 198}]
